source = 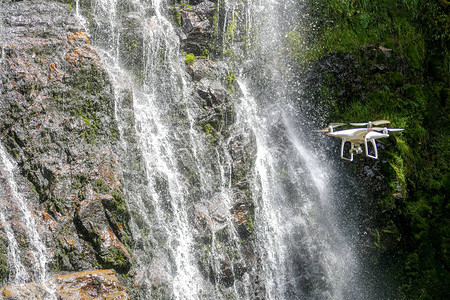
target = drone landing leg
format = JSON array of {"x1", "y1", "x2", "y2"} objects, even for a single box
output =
[
  {"x1": 365, "y1": 138, "x2": 378, "y2": 159},
  {"x1": 340, "y1": 139, "x2": 354, "y2": 161}
]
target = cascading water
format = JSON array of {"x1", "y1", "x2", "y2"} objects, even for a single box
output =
[
  {"x1": 74, "y1": 0, "x2": 366, "y2": 298},
  {"x1": 0, "y1": 0, "x2": 4, "y2": 64},
  {"x1": 0, "y1": 209, "x2": 28, "y2": 284},
  {"x1": 236, "y1": 81, "x2": 363, "y2": 298},
  {"x1": 0, "y1": 0, "x2": 54, "y2": 293},
  {"x1": 0, "y1": 144, "x2": 52, "y2": 293},
  {"x1": 233, "y1": 0, "x2": 366, "y2": 298},
  {"x1": 74, "y1": 0, "x2": 254, "y2": 298}
]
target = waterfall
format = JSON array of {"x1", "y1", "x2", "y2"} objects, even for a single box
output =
[
  {"x1": 236, "y1": 80, "x2": 362, "y2": 299},
  {"x1": 74, "y1": 0, "x2": 366, "y2": 298},
  {"x1": 0, "y1": 144, "x2": 52, "y2": 290},
  {"x1": 0, "y1": 211, "x2": 28, "y2": 284},
  {"x1": 0, "y1": 0, "x2": 52, "y2": 290},
  {"x1": 234, "y1": 0, "x2": 365, "y2": 298},
  {"x1": 0, "y1": 0, "x2": 4, "y2": 64},
  {"x1": 73, "y1": 0, "x2": 249, "y2": 298}
]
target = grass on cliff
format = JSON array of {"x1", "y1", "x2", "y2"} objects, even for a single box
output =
[{"x1": 288, "y1": 0, "x2": 448, "y2": 70}]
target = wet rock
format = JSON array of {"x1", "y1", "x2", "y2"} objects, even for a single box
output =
[
  {"x1": 53, "y1": 269, "x2": 129, "y2": 299},
  {"x1": 197, "y1": 78, "x2": 227, "y2": 106},
  {"x1": 0, "y1": 0, "x2": 133, "y2": 278},
  {"x1": 74, "y1": 196, "x2": 131, "y2": 273},
  {"x1": 187, "y1": 58, "x2": 229, "y2": 81},
  {"x1": 178, "y1": 1, "x2": 217, "y2": 55},
  {"x1": 117, "y1": 12, "x2": 145, "y2": 83},
  {"x1": 0, "y1": 232, "x2": 7, "y2": 285},
  {"x1": 231, "y1": 202, "x2": 255, "y2": 239},
  {"x1": 0, "y1": 269, "x2": 129, "y2": 299}
]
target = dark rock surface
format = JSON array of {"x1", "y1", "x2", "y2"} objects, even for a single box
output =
[
  {"x1": 176, "y1": 0, "x2": 217, "y2": 55},
  {"x1": 0, "y1": 0, "x2": 133, "y2": 286},
  {"x1": 184, "y1": 56, "x2": 261, "y2": 294}
]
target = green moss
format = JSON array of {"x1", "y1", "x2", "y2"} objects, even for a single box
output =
[
  {"x1": 93, "y1": 179, "x2": 110, "y2": 194},
  {"x1": 202, "y1": 123, "x2": 217, "y2": 144},
  {"x1": 245, "y1": 215, "x2": 254, "y2": 234},
  {"x1": 225, "y1": 70, "x2": 235, "y2": 92},
  {"x1": 185, "y1": 53, "x2": 195, "y2": 66},
  {"x1": 72, "y1": 64, "x2": 106, "y2": 96},
  {"x1": 290, "y1": 0, "x2": 426, "y2": 67},
  {"x1": 174, "y1": 10, "x2": 182, "y2": 27},
  {"x1": 78, "y1": 111, "x2": 101, "y2": 145},
  {"x1": 104, "y1": 247, "x2": 126, "y2": 266},
  {"x1": 112, "y1": 191, "x2": 127, "y2": 214},
  {"x1": 72, "y1": 173, "x2": 88, "y2": 190}
]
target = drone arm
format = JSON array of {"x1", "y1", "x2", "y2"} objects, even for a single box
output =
[
  {"x1": 340, "y1": 138, "x2": 354, "y2": 161},
  {"x1": 365, "y1": 138, "x2": 378, "y2": 159}
]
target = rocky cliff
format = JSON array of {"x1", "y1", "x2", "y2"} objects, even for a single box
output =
[
  {"x1": 0, "y1": 0, "x2": 260, "y2": 298},
  {"x1": 0, "y1": 0, "x2": 133, "y2": 296}
]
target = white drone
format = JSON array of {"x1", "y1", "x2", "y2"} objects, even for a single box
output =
[{"x1": 318, "y1": 120, "x2": 404, "y2": 161}]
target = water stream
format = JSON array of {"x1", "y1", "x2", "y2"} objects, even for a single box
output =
[{"x1": 0, "y1": 144, "x2": 51, "y2": 290}]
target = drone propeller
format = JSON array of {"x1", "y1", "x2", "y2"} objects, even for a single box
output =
[
  {"x1": 350, "y1": 120, "x2": 391, "y2": 127},
  {"x1": 372, "y1": 127, "x2": 404, "y2": 132},
  {"x1": 316, "y1": 123, "x2": 345, "y2": 132}
]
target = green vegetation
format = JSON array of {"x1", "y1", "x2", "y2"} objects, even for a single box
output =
[
  {"x1": 286, "y1": 0, "x2": 449, "y2": 298},
  {"x1": 225, "y1": 70, "x2": 235, "y2": 92},
  {"x1": 202, "y1": 123, "x2": 217, "y2": 144},
  {"x1": 185, "y1": 53, "x2": 195, "y2": 65}
]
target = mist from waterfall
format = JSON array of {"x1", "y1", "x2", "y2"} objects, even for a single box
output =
[{"x1": 233, "y1": 1, "x2": 366, "y2": 298}]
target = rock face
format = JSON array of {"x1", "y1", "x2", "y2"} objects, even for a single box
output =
[
  {"x1": 186, "y1": 58, "x2": 261, "y2": 293},
  {"x1": 175, "y1": 0, "x2": 218, "y2": 55},
  {"x1": 1, "y1": 0, "x2": 261, "y2": 298},
  {"x1": 0, "y1": 0, "x2": 133, "y2": 287},
  {"x1": 1, "y1": 269, "x2": 129, "y2": 299}
]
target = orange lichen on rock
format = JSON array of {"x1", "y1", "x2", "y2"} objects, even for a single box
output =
[
  {"x1": 67, "y1": 31, "x2": 90, "y2": 44},
  {"x1": 0, "y1": 270, "x2": 130, "y2": 299},
  {"x1": 59, "y1": 236, "x2": 76, "y2": 248},
  {"x1": 100, "y1": 229, "x2": 131, "y2": 259},
  {"x1": 232, "y1": 208, "x2": 248, "y2": 225},
  {"x1": 53, "y1": 269, "x2": 128, "y2": 299},
  {"x1": 41, "y1": 209, "x2": 58, "y2": 233}
]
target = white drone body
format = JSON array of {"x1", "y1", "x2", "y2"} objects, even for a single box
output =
[{"x1": 318, "y1": 120, "x2": 404, "y2": 161}]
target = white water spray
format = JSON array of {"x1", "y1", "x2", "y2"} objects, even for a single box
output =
[{"x1": 0, "y1": 211, "x2": 28, "y2": 284}]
